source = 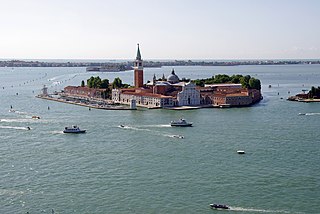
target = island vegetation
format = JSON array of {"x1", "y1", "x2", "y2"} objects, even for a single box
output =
[
  {"x1": 192, "y1": 74, "x2": 261, "y2": 90},
  {"x1": 81, "y1": 76, "x2": 130, "y2": 99}
]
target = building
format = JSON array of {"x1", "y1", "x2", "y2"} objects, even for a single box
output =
[
  {"x1": 64, "y1": 86, "x2": 107, "y2": 99},
  {"x1": 134, "y1": 44, "x2": 143, "y2": 88},
  {"x1": 177, "y1": 82, "x2": 200, "y2": 106},
  {"x1": 111, "y1": 45, "x2": 262, "y2": 108}
]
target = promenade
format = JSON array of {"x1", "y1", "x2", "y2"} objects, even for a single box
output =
[{"x1": 36, "y1": 95, "x2": 135, "y2": 110}]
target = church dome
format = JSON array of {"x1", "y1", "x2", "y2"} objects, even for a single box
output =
[{"x1": 167, "y1": 69, "x2": 179, "y2": 84}]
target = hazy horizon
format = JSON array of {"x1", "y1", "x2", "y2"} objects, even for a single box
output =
[{"x1": 0, "y1": 0, "x2": 319, "y2": 59}]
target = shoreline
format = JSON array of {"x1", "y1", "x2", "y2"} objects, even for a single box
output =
[{"x1": 36, "y1": 95, "x2": 136, "y2": 110}]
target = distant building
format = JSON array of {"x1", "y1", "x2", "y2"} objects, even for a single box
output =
[{"x1": 64, "y1": 86, "x2": 107, "y2": 99}]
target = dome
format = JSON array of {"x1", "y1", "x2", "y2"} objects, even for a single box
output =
[{"x1": 167, "y1": 69, "x2": 179, "y2": 84}]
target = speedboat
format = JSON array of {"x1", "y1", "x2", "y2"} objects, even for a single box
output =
[
  {"x1": 173, "y1": 135, "x2": 184, "y2": 139},
  {"x1": 170, "y1": 119, "x2": 192, "y2": 127},
  {"x1": 210, "y1": 204, "x2": 230, "y2": 210},
  {"x1": 32, "y1": 115, "x2": 41, "y2": 119},
  {"x1": 63, "y1": 125, "x2": 86, "y2": 133}
]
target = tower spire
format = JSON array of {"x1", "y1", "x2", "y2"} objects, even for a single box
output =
[{"x1": 136, "y1": 43, "x2": 142, "y2": 60}]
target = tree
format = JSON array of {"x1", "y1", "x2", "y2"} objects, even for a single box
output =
[
  {"x1": 249, "y1": 78, "x2": 261, "y2": 90},
  {"x1": 81, "y1": 80, "x2": 85, "y2": 87},
  {"x1": 240, "y1": 75, "x2": 251, "y2": 88},
  {"x1": 112, "y1": 77, "x2": 123, "y2": 89},
  {"x1": 230, "y1": 74, "x2": 243, "y2": 84},
  {"x1": 87, "y1": 76, "x2": 95, "y2": 88},
  {"x1": 100, "y1": 79, "x2": 109, "y2": 89},
  {"x1": 213, "y1": 74, "x2": 230, "y2": 83}
]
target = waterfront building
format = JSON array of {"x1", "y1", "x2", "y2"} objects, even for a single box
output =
[
  {"x1": 64, "y1": 86, "x2": 107, "y2": 99},
  {"x1": 177, "y1": 82, "x2": 200, "y2": 106},
  {"x1": 110, "y1": 45, "x2": 262, "y2": 109}
]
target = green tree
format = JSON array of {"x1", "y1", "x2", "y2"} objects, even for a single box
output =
[
  {"x1": 230, "y1": 74, "x2": 243, "y2": 84},
  {"x1": 240, "y1": 75, "x2": 251, "y2": 88},
  {"x1": 249, "y1": 78, "x2": 261, "y2": 90},
  {"x1": 112, "y1": 77, "x2": 123, "y2": 89},
  {"x1": 213, "y1": 74, "x2": 230, "y2": 83},
  {"x1": 81, "y1": 80, "x2": 85, "y2": 87},
  {"x1": 87, "y1": 76, "x2": 95, "y2": 88},
  {"x1": 100, "y1": 79, "x2": 109, "y2": 89}
]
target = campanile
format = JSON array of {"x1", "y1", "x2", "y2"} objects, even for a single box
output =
[{"x1": 134, "y1": 44, "x2": 143, "y2": 88}]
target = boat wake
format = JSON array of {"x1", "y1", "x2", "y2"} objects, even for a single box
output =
[
  {"x1": 140, "y1": 124, "x2": 171, "y2": 128},
  {"x1": 51, "y1": 131, "x2": 64, "y2": 134},
  {"x1": 0, "y1": 125, "x2": 30, "y2": 130},
  {"x1": 0, "y1": 118, "x2": 41, "y2": 123},
  {"x1": 299, "y1": 112, "x2": 320, "y2": 116},
  {"x1": 118, "y1": 125, "x2": 184, "y2": 139},
  {"x1": 166, "y1": 134, "x2": 184, "y2": 139},
  {"x1": 230, "y1": 207, "x2": 291, "y2": 213}
]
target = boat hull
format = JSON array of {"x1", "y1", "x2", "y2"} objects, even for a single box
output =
[
  {"x1": 63, "y1": 130, "x2": 86, "y2": 134},
  {"x1": 170, "y1": 124, "x2": 192, "y2": 127}
]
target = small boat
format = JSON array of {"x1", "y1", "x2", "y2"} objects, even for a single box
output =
[
  {"x1": 173, "y1": 135, "x2": 184, "y2": 139},
  {"x1": 119, "y1": 124, "x2": 125, "y2": 128},
  {"x1": 237, "y1": 150, "x2": 245, "y2": 154},
  {"x1": 32, "y1": 116, "x2": 41, "y2": 119},
  {"x1": 170, "y1": 119, "x2": 192, "y2": 127},
  {"x1": 26, "y1": 126, "x2": 31, "y2": 130},
  {"x1": 210, "y1": 204, "x2": 230, "y2": 210},
  {"x1": 63, "y1": 125, "x2": 86, "y2": 133}
]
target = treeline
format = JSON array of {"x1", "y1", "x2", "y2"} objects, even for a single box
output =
[
  {"x1": 80, "y1": 76, "x2": 130, "y2": 99},
  {"x1": 308, "y1": 86, "x2": 320, "y2": 98},
  {"x1": 192, "y1": 74, "x2": 261, "y2": 90}
]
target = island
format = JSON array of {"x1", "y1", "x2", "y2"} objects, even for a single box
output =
[{"x1": 287, "y1": 86, "x2": 320, "y2": 102}]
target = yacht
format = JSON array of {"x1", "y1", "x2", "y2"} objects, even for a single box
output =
[
  {"x1": 170, "y1": 119, "x2": 192, "y2": 127},
  {"x1": 63, "y1": 125, "x2": 86, "y2": 133}
]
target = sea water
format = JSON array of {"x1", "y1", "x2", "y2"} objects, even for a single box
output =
[{"x1": 0, "y1": 65, "x2": 319, "y2": 213}]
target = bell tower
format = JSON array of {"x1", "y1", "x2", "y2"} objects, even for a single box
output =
[{"x1": 134, "y1": 44, "x2": 143, "y2": 88}]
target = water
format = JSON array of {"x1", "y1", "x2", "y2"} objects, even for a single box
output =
[{"x1": 0, "y1": 65, "x2": 320, "y2": 213}]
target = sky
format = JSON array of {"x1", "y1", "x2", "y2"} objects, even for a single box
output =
[{"x1": 0, "y1": 0, "x2": 319, "y2": 60}]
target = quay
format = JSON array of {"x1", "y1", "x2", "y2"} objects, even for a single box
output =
[{"x1": 36, "y1": 95, "x2": 136, "y2": 110}]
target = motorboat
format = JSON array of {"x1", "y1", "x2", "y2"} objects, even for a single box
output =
[
  {"x1": 119, "y1": 124, "x2": 125, "y2": 128},
  {"x1": 173, "y1": 135, "x2": 184, "y2": 139},
  {"x1": 170, "y1": 119, "x2": 192, "y2": 127},
  {"x1": 32, "y1": 115, "x2": 41, "y2": 119},
  {"x1": 63, "y1": 125, "x2": 86, "y2": 133},
  {"x1": 26, "y1": 126, "x2": 31, "y2": 130},
  {"x1": 237, "y1": 150, "x2": 245, "y2": 154},
  {"x1": 210, "y1": 204, "x2": 230, "y2": 210}
]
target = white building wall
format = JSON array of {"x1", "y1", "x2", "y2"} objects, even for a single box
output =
[{"x1": 177, "y1": 82, "x2": 200, "y2": 106}]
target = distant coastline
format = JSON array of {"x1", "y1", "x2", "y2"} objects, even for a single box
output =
[{"x1": 0, "y1": 59, "x2": 319, "y2": 69}]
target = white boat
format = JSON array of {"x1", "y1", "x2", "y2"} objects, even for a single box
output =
[
  {"x1": 170, "y1": 119, "x2": 192, "y2": 127},
  {"x1": 237, "y1": 150, "x2": 245, "y2": 154},
  {"x1": 63, "y1": 125, "x2": 86, "y2": 133}
]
